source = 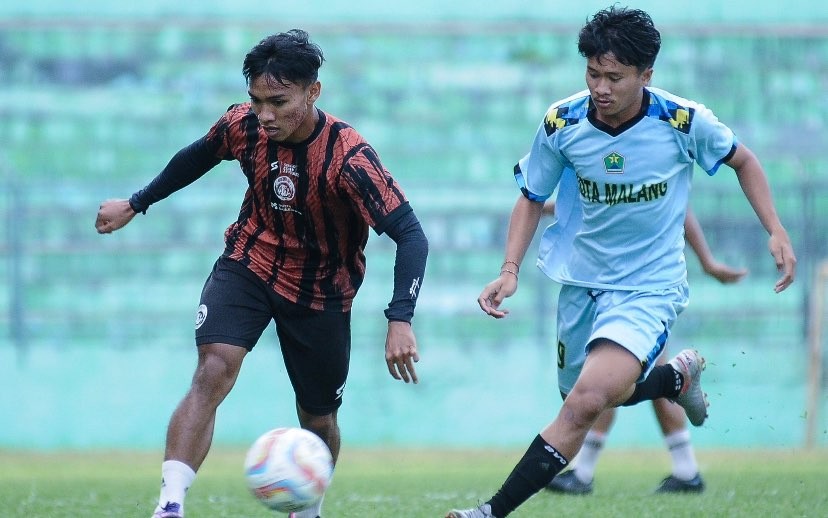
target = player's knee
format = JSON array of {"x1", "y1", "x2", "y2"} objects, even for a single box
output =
[
  {"x1": 563, "y1": 385, "x2": 612, "y2": 427},
  {"x1": 191, "y1": 350, "x2": 242, "y2": 398}
]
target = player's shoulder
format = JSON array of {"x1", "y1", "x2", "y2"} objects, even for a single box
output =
[
  {"x1": 215, "y1": 102, "x2": 257, "y2": 125},
  {"x1": 543, "y1": 90, "x2": 591, "y2": 136},
  {"x1": 644, "y1": 87, "x2": 709, "y2": 135},
  {"x1": 321, "y1": 110, "x2": 356, "y2": 134},
  {"x1": 319, "y1": 109, "x2": 369, "y2": 149}
]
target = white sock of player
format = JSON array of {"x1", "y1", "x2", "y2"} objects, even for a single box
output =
[
  {"x1": 293, "y1": 494, "x2": 324, "y2": 518},
  {"x1": 155, "y1": 460, "x2": 196, "y2": 513},
  {"x1": 573, "y1": 429, "x2": 605, "y2": 483},
  {"x1": 664, "y1": 429, "x2": 699, "y2": 480}
]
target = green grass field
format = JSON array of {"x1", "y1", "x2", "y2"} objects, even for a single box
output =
[{"x1": 2, "y1": 447, "x2": 826, "y2": 517}]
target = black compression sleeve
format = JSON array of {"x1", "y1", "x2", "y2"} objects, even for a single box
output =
[
  {"x1": 380, "y1": 204, "x2": 429, "y2": 323},
  {"x1": 129, "y1": 137, "x2": 222, "y2": 213}
]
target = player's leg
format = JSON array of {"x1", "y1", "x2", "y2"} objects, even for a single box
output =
[
  {"x1": 152, "y1": 258, "x2": 275, "y2": 518},
  {"x1": 547, "y1": 407, "x2": 615, "y2": 493},
  {"x1": 274, "y1": 294, "x2": 351, "y2": 518},
  {"x1": 460, "y1": 342, "x2": 642, "y2": 518},
  {"x1": 447, "y1": 285, "x2": 695, "y2": 517},
  {"x1": 651, "y1": 353, "x2": 704, "y2": 492},
  {"x1": 165, "y1": 344, "x2": 247, "y2": 466},
  {"x1": 545, "y1": 286, "x2": 616, "y2": 493},
  {"x1": 573, "y1": 408, "x2": 615, "y2": 484},
  {"x1": 576, "y1": 407, "x2": 615, "y2": 481},
  {"x1": 297, "y1": 404, "x2": 341, "y2": 463},
  {"x1": 154, "y1": 343, "x2": 247, "y2": 517}
]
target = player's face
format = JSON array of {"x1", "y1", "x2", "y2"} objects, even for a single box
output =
[
  {"x1": 248, "y1": 74, "x2": 321, "y2": 143},
  {"x1": 585, "y1": 53, "x2": 652, "y2": 128}
]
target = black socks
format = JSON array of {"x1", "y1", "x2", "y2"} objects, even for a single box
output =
[
  {"x1": 621, "y1": 363, "x2": 682, "y2": 406},
  {"x1": 487, "y1": 435, "x2": 569, "y2": 517}
]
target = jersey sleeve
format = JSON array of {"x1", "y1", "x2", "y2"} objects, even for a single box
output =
[
  {"x1": 688, "y1": 102, "x2": 736, "y2": 176},
  {"x1": 338, "y1": 143, "x2": 408, "y2": 231},
  {"x1": 514, "y1": 113, "x2": 567, "y2": 201},
  {"x1": 203, "y1": 104, "x2": 251, "y2": 161}
]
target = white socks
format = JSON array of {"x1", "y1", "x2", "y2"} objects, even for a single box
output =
[
  {"x1": 155, "y1": 460, "x2": 196, "y2": 515},
  {"x1": 573, "y1": 429, "x2": 606, "y2": 483},
  {"x1": 292, "y1": 495, "x2": 324, "y2": 518},
  {"x1": 664, "y1": 429, "x2": 699, "y2": 480}
]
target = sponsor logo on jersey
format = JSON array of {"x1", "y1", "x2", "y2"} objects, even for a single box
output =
[
  {"x1": 269, "y1": 162, "x2": 303, "y2": 214},
  {"x1": 577, "y1": 174, "x2": 668, "y2": 206}
]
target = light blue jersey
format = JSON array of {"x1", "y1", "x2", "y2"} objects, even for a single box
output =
[{"x1": 515, "y1": 87, "x2": 736, "y2": 290}]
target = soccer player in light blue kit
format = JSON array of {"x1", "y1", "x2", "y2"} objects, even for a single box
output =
[
  {"x1": 447, "y1": 6, "x2": 796, "y2": 518},
  {"x1": 542, "y1": 200, "x2": 747, "y2": 494}
]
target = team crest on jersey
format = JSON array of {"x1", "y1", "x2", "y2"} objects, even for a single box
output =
[
  {"x1": 195, "y1": 304, "x2": 207, "y2": 329},
  {"x1": 603, "y1": 152, "x2": 625, "y2": 174},
  {"x1": 273, "y1": 176, "x2": 296, "y2": 201}
]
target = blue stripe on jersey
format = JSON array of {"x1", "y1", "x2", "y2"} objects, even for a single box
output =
[
  {"x1": 707, "y1": 141, "x2": 739, "y2": 176},
  {"x1": 514, "y1": 164, "x2": 550, "y2": 202},
  {"x1": 643, "y1": 323, "x2": 670, "y2": 371}
]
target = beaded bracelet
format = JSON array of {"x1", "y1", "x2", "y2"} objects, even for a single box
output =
[
  {"x1": 502, "y1": 260, "x2": 520, "y2": 271},
  {"x1": 500, "y1": 268, "x2": 519, "y2": 278}
]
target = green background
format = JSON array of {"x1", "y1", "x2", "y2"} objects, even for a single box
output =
[{"x1": 0, "y1": 1, "x2": 826, "y2": 450}]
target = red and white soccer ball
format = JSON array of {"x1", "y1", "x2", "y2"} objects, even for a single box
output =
[{"x1": 244, "y1": 427, "x2": 334, "y2": 513}]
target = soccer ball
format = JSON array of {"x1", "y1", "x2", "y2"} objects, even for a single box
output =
[{"x1": 243, "y1": 427, "x2": 334, "y2": 513}]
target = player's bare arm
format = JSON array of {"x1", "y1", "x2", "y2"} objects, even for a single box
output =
[
  {"x1": 727, "y1": 144, "x2": 797, "y2": 292},
  {"x1": 684, "y1": 207, "x2": 748, "y2": 284},
  {"x1": 384, "y1": 321, "x2": 419, "y2": 384},
  {"x1": 478, "y1": 195, "x2": 544, "y2": 319},
  {"x1": 95, "y1": 198, "x2": 137, "y2": 234}
]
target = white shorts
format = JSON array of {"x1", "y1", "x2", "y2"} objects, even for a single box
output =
[{"x1": 556, "y1": 282, "x2": 689, "y2": 395}]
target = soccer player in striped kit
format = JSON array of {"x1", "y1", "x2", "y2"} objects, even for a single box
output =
[{"x1": 96, "y1": 29, "x2": 428, "y2": 518}]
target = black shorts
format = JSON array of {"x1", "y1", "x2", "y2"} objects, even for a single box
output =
[{"x1": 196, "y1": 257, "x2": 351, "y2": 415}]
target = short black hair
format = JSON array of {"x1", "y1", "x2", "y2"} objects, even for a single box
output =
[
  {"x1": 577, "y1": 6, "x2": 661, "y2": 71},
  {"x1": 242, "y1": 29, "x2": 324, "y2": 87}
]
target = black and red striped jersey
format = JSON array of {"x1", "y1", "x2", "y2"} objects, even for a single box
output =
[{"x1": 205, "y1": 103, "x2": 408, "y2": 312}]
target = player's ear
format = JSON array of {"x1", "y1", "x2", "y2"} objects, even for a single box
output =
[
  {"x1": 641, "y1": 67, "x2": 653, "y2": 86},
  {"x1": 307, "y1": 81, "x2": 321, "y2": 104}
]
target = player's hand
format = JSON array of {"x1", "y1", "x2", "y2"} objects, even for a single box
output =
[
  {"x1": 96, "y1": 199, "x2": 137, "y2": 234},
  {"x1": 703, "y1": 261, "x2": 748, "y2": 284},
  {"x1": 385, "y1": 321, "x2": 419, "y2": 384},
  {"x1": 769, "y1": 230, "x2": 796, "y2": 293},
  {"x1": 477, "y1": 274, "x2": 518, "y2": 319}
]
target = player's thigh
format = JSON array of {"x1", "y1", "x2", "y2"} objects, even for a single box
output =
[
  {"x1": 589, "y1": 283, "x2": 689, "y2": 382},
  {"x1": 556, "y1": 284, "x2": 597, "y2": 396},
  {"x1": 195, "y1": 257, "x2": 275, "y2": 350},
  {"x1": 576, "y1": 339, "x2": 644, "y2": 404},
  {"x1": 272, "y1": 299, "x2": 351, "y2": 416}
]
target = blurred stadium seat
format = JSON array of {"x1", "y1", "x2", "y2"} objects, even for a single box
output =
[{"x1": 0, "y1": 3, "x2": 825, "y2": 448}]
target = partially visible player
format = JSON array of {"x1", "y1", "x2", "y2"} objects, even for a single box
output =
[
  {"x1": 96, "y1": 29, "x2": 428, "y2": 518},
  {"x1": 543, "y1": 202, "x2": 747, "y2": 494},
  {"x1": 447, "y1": 6, "x2": 795, "y2": 518}
]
